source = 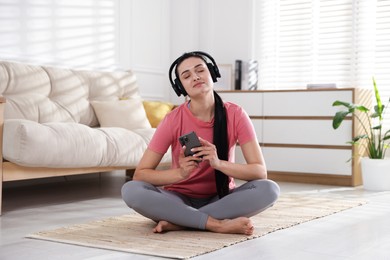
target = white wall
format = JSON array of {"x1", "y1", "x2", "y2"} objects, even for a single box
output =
[
  {"x1": 168, "y1": 0, "x2": 254, "y2": 103},
  {"x1": 0, "y1": 0, "x2": 254, "y2": 103},
  {"x1": 119, "y1": 0, "x2": 172, "y2": 102},
  {"x1": 198, "y1": 0, "x2": 254, "y2": 64}
]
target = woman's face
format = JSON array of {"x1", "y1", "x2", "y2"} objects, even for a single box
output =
[{"x1": 177, "y1": 56, "x2": 213, "y2": 97}]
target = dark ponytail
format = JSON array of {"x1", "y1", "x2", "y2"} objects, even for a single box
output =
[
  {"x1": 171, "y1": 51, "x2": 229, "y2": 198},
  {"x1": 213, "y1": 91, "x2": 229, "y2": 198}
]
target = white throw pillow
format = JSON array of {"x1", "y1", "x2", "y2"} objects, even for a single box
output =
[{"x1": 91, "y1": 98, "x2": 151, "y2": 130}]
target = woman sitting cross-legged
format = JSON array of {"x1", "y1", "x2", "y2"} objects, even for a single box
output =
[{"x1": 121, "y1": 51, "x2": 280, "y2": 235}]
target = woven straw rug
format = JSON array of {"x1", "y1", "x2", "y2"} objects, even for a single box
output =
[{"x1": 26, "y1": 194, "x2": 365, "y2": 259}]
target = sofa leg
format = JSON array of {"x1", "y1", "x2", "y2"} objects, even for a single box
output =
[{"x1": 125, "y1": 169, "x2": 135, "y2": 181}]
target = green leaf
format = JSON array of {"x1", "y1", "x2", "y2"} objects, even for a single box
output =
[
  {"x1": 352, "y1": 134, "x2": 368, "y2": 142},
  {"x1": 373, "y1": 77, "x2": 383, "y2": 120},
  {"x1": 384, "y1": 129, "x2": 390, "y2": 141},
  {"x1": 332, "y1": 100, "x2": 352, "y2": 108},
  {"x1": 355, "y1": 105, "x2": 369, "y2": 113},
  {"x1": 372, "y1": 124, "x2": 382, "y2": 130},
  {"x1": 332, "y1": 111, "x2": 350, "y2": 129},
  {"x1": 371, "y1": 111, "x2": 380, "y2": 118}
]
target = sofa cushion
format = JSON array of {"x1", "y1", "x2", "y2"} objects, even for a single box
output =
[
  {"x1": 91, "y1": 98, "x2": 151, "y2": 130},
  {"x1": 143, "y1": 101, "x2": 175, "y2": 128},
  {"x1": 3, "y1": 119, "x2": 164, "y2": 168}
]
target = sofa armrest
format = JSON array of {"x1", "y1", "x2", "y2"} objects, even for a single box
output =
[
  {"x1": 0, "y1": 96, "x2": 5, "y2": 159},
  {"x1": 0, "y1": 95, "x2": 5, "y2": 138},
  {"x1": 0, "y1": 96, "x2": 5, "y2": 215}
]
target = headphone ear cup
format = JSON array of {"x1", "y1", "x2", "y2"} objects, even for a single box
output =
[
  {"x1": 172, "y1": 81, "x2": 182, "y2": 97},
  {"x1": 207, "y1": 63, "x2": 220, "y2": 83},
  {"x1": 174, "y1": 78, "x2": 188, "y2": 96}
]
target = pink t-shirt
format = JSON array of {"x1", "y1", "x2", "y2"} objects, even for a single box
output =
[{"x1": 148, "y1": 101, "x2": 257, "y2": 198}]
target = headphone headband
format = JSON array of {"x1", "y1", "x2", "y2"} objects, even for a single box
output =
[{"x1": 169, "y1": 51, "x2": 221, "y2": 97}]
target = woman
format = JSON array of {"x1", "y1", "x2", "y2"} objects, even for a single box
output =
[{"x1": 121, "y1": 51, "x2": 280, "y2": 235}]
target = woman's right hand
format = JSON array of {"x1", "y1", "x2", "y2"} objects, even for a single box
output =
[{"x1": 178, "y1": 145, "x2": 202, "y2": 179}]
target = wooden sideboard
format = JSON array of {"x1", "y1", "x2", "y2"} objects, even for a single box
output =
[{"x1": 218, "y1": 88, "x2": 371, "y2": 186}]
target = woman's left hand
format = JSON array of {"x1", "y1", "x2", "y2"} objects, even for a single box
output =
[{"x1": 192, "y1": 137, "x2": 221, "y2": 169}]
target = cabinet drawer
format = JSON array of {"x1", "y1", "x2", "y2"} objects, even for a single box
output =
[
  {"x1": 263, "y1": 90, "x2": 353, "y2": 116},
  {"x1": 262, "y1": 147, "x2": 352, "y2": 175},
  {"x1": 263, "y1": 119, "x2": 352, "y2": 146},
  {"x1": 218, "y1": 92, "x2": 262, "y2": 116},
  {"x1": 235, "y1": 146, "x2": 352, "y2": 175}
]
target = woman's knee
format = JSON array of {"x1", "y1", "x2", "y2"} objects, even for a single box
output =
[
  {"x1": 253, "y1": 179, "x2": 280, "y2": 204},
  {"x1": 121, "y1": 180, "x2": 151, "y2": 207},
  {"x1": 265, "y1": 179, "x2": 280, "y2": 203}
]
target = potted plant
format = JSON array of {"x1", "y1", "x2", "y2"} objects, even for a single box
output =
[{"x1": 332, "y1": 78, "x2": 390, "y2": 190}]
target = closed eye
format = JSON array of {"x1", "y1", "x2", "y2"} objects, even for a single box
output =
[{"x1": 182, "y1": 73, "x2": 190, "y2": 79}]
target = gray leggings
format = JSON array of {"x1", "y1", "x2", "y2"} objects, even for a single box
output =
[{"x1": 121, "y1": 179, "x2": 280, "y2": 230}]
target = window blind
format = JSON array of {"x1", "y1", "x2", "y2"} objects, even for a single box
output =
[
  {"x1": 374, "y1": 0, "x2": 390, "y2": 130},
  {"x1": 0, "y1": 0, "x2": 118, "y2": 69},
  {"x1": 254, "y1": 0, "x2": 390, "y2": 130}
]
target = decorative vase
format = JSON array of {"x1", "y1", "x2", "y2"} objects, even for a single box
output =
[{"x1": 361, "y1": 157, "x2": 390, "y2": 191}]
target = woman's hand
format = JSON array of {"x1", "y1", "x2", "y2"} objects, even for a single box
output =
[
  {"x1": 178, "y1": 145, "x2": 202, "y2": 179},
  {"x1": 192, "y1": 137, "x2": 221, "y2": 169},
  {"x1": 187, "y1": 137, "x2": 266, "y2": 181}
]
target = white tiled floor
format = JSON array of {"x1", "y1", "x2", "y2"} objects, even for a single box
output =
[{"x1": 1, "y1": 171, "x2": 390, "y2": 260}]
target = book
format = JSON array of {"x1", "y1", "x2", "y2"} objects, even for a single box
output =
[
  {"x1": 240, "y1": 60, "x2": 258, "y2": 90},
  {"x1": 234, "y1": 60, "x2": 242, "y2": 90}
]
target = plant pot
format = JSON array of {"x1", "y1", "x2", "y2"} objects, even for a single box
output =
[{"x1": 361, "y1": 157, "x2": 390, "y2": 191}]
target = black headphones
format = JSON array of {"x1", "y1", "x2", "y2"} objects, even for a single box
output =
[{"x1": 168, "y1": 51, "x2": 221, "y2": 97}]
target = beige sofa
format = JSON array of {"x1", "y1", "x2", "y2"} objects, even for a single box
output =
[{"x1": 0, "y1": 61, "x2": 171, "y2": 215}]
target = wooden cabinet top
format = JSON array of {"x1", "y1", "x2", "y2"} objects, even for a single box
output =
[{"x1": 217, "y1": 88, "x2": 364, "y2": 93}]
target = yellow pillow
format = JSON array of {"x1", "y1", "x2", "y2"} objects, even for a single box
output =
[{"x1": 143, "y1": 101, "x2": 175, "y2": 128}]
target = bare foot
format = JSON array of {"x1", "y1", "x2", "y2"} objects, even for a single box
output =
[
  {"x1": 153, "y1": 220, "x2": 185, "y2": 233},
  {"x1": 206, "y1": 217, "x2": 254, "y2": 235}
]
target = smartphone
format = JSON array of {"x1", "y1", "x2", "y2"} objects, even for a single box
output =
[{"x1": 178, "y1": 131, "x2": 202, "y2": 157}]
